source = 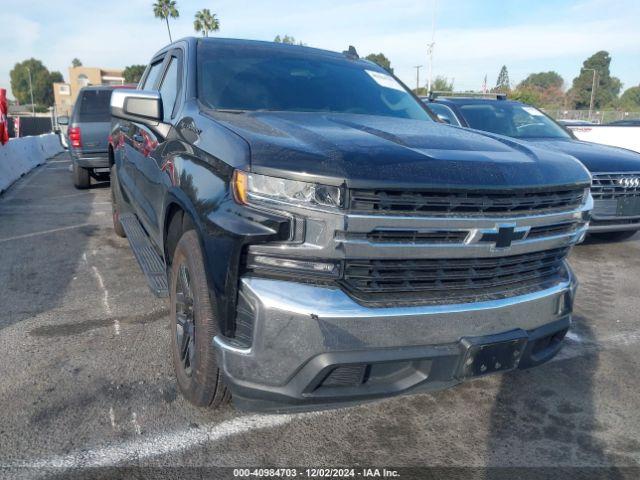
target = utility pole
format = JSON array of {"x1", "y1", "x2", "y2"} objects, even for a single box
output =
[
  {"x1": 26, "y1": 66, "x2": 35, "y2": 117},
  {"x1": 427, "y1": 43, "x2": 435, "y2": 93},
  {"x1": 414, "y1": 65, "x2": 423, "y2": 92},
  {"x1": 582, "y1": 68, "x2": 598, "y2": 121}
]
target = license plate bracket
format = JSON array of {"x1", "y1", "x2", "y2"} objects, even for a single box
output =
[{"x1": 457, "y1": 330, "x2": 528, "y2": 380}]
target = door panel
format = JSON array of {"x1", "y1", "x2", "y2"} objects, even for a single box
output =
[
  {"x1": 115, "y1": 119, "x2": 143, "y2": 215},
  {"x1": 131, "y1": 124, "x2": 163, "y2": 242},
  {"x1": 125, "y1": 56, "x2": 168, "y2": 243},
  {"x1": 134, "y1": 52, "x2": 183, "y2": 246}
]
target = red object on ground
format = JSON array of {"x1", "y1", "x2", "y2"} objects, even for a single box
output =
[{"x1": 0, "y1": 88, "x2": 9, "y2": 145}]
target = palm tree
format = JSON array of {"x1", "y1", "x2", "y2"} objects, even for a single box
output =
[
  {"x1": 193, "y1": 9, "x2": 219, "y2": 37},
  {"x1": 153, "y1": 0, "x2": 180, "y2": 42}
]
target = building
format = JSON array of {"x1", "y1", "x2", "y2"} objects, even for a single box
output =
[{"x1": 53, "y1": 66, "x2": 125, "y2": 115}]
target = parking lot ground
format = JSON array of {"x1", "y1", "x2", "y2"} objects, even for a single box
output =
[{"x1": 1, "y1": 152, "x2": 640, "y2": 479}]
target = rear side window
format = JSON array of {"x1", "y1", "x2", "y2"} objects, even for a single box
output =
[
  {"x1": 159, "y1": 57, "x2": 179, "y2": 120},
  {"x1": 76, "y1": 90, "x2": 112, "y2": 122},
  {"x1": 142, "y1": 61, "x2": 164, "y2": 90}
]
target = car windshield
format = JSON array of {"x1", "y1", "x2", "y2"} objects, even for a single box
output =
[
  {"x1": 77, "y1": 90, "x2": 112, "y2": 123},
  {"x1": 197, "y1": 42, "x2": 432, "y2": 121},
  {"x1": 458, "y1": 102, "x2": 571, "y2": 139}
]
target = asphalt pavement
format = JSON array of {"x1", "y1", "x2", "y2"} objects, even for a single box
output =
[{"x1": 1, "y1": 152, "x2": 639, "y2": 479}]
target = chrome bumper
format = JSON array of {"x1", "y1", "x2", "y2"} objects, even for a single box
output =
[{"x1": 214, "y1": 266, "x2": 577, "y2": 409}]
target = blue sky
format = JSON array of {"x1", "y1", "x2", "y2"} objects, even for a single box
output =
[{"x1": 2, "y1": 0, "x2": 639, "y2": 99}]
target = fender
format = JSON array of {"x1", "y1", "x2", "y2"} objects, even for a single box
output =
[{"x1": 161, "y1": 151, "x2": 289, "y2": 336}]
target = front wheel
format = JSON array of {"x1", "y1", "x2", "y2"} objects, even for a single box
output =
[
  {"x1": 590, "y1": 230, "x2": 638, "y2": 242},
  {"x1": 170, "y1": 229, "x2": 230, "y2": 408}
]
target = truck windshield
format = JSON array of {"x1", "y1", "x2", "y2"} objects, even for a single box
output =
[
  {"x1": 458, "y1": 103, "x2": 571, "y2": 139},
  {"x1": 197, "y1": 42, "x2": 432, "y2": 121}
]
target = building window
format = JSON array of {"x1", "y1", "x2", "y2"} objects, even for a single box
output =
[
  {"x1": 77, "y1": 74, "x2": 90, "y2": 87},
  {"x1": 59, "y1": 84, "x2": 71, "y2": 95}
]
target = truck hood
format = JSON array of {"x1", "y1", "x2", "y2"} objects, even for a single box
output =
[
  {"x1": 525, "y1": 138, "x2": 640, "y2": 173},
  {"x1": 209, "y1": 111, "x2": 591, "y2": 190}
]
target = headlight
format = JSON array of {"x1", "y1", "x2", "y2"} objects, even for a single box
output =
[{"x1": 233, "y1": 171, "x2": 343, "y2": 210}]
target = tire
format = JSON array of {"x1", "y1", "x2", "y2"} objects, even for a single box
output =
[
  {"x1": 170, "y1": 229, "x2": 230, "y2": 408},
  {"x1": 590, "y1": 230, "x2": 638, "y2": 242},
  {"x1": 110, "y1": 168, "x2": 126, "y2": 238},
  {"x1": 72, "y1": 162, "x2": 90, "y2": 189}
]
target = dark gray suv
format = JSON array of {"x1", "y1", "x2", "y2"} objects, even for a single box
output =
[{"x1": 59, "y1": 85, "x2": 133, "y2": 188}]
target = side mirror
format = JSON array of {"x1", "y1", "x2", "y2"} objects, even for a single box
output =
[
  {"x1": 437, "y1": 114, "x2": 452, "y2": 125},
  {"x1": 111, "y1": 90, "x2": 163, "y2": 125},
  {"x1": 57, "y1": 115, "x2": 69, "y2": 126}
]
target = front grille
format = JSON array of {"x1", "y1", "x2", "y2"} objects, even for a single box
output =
[
  {"x1": 349, "y1": 187, "x2": 586, "y2": 216},
  {"x1": 342, "y1": 229, "x2": 469, "y2": 244},
  {"x1": 339, "y1": 222, "x2": 580, "y2": 245},
  {"x1": 592, "y1": 173, "x2": 640, "y2": 199},
  {"x1": 527, "y1": 222, "x2": 580, "y2": 239},
  {"x1": 342, "y1": 247, "x2": 569, "y2": 305}
]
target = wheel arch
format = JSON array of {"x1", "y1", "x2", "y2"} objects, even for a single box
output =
[{"x1": 162, "y1": 192, "x2": 234, "y2": 335}]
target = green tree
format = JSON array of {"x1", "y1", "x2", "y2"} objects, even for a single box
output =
[
  {"x1": 516, "y1": 71, "x2": 564, "y2": 107},
  {"x1": 493, "y1": 65, "x2": 510, "y2": 93},
  {"x1": 518, "y1": 71, "x2": 563, "y2": 90},
  {"x1": 9, "y1": 58, "x2": 63, "y2": 107},
  {"x1": 415, "y1": 76, "x2": 454, "y2": 96},
  {"x1": 568, "y1": 51, "x2": 622, "y2": 109},
  {"x1": 123, "y1": 65, "x2": 147, "y2": 84},
  {"x1": 153, "y1": 0, "x2": 179, "y2": 42},
  {"x1": 274, "y1": 35, "x2": 305, "y2": 46},
  {"x1": 194, "y1": 8, "x2": 219, "y2": 37},
  {"x1": 510, "y1": 87, "x2": 543, "y2": 107},
  {"x1": 71, "y1": 58, "x2": 82, "y2": 68},
  {"x1": 432, "y1": 75, "x2": 453, "y2": 92},
  {"x1": 619, "y1": 86, "x2": 640, "y2": 111},
  {"x1": 365, "y1": 53, "x2": 393, "y2": 74}
]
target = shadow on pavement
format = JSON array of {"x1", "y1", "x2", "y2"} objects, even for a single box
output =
[{"x1": 484, "y1": 320, "x2": 626, "y2": 479}]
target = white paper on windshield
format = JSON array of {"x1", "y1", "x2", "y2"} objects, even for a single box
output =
[
  {"x1": 522, "y1": 106, "x2": 544, "y2": 116},
  {"x1": 366, "y1": 70, "x2": 405, "y2": 92}
]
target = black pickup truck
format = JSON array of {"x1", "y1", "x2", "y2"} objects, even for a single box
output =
[{"x1": 109, "y1": 37, "x2": 592, "y2": 411}]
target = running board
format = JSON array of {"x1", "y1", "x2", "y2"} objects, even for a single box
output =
[{"x1": 119, "y1": 213, "x2": 169, "y2": 298}]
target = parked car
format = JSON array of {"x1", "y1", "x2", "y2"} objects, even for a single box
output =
[
  {"x1": 424, "y1": 95, "x2": 640, "y2": 241},
  {"x1": 58, "y1": 85, "x2": 134, "y2": 189},
  {"x1": 110, "y1": 37, "x2": 591, "y2": 411}
]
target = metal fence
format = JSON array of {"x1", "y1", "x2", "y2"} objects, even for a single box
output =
[{"x1": 547, "y1": 109, "x2": 640, "y2": 124}]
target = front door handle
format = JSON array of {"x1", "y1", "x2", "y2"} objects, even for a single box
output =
[{"x1": 133, "y1": 133, "x2": 144, "y2": 143}]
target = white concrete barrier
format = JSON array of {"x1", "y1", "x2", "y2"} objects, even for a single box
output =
[{"x1": 0, "y1": 134, "x2": 64, "y2": 193}]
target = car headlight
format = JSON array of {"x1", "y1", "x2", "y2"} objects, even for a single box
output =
[{"x1": 233, "y1": 171, "x2": 343, "y2": 210}]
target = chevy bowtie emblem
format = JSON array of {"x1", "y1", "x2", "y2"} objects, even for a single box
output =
[
  {"x1": 618, "y1": 177, "x2": 640, "y2": 188},
  {"x1": 479, "y1": 224, "x2": 530, "y2": 249}
]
